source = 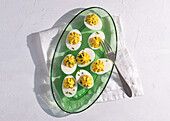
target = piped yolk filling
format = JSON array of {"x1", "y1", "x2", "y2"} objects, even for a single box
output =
[
  {"x1": 77, "y1": 52, "x2": 90, "y2": 65},
  {"x1": 68, "y1": 32, "x2": 80, "y2": 45},
  {"x1": 90, "y1": 36, "x2": 102, "y2": 48},
  {"x1": 86, "y1": 14, "x2": 99, "y2": 26},
  {"x1": 92, "y1": 60, "x2": 104, "y2": 72},
  {"x1": 64, "y1": 55, "x2": 76, "y2": 68},
  {"x1": 63, "y1": 77, "x2": 75, "y2": 89},
  {"x1": 80, "y1": 75, "x2": 93, "y2": 87}
]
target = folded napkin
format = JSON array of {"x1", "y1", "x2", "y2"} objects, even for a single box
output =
[{"x1": 38, "y1": 16, "x2": 143, "y2": 103}]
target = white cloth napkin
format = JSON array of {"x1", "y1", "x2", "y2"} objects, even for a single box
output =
[{"x1": 38, "y1": 16, "x2": 143, "y2": 103}]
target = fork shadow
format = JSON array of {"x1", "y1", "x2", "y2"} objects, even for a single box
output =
[
  {"x1": 26, "y1": 8, "x2": 84, "y2": 117},
  {"x1": 110, "y1": 71, "x2": 122, "y2": 87}
]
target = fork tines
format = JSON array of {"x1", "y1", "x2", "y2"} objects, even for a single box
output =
[{"x1": 100, "y1": 39, "x2": 113, "y2": 54}]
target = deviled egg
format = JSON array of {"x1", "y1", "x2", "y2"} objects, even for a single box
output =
[
  {"x1": 76, "y1": 70, "x2": 94, "y2": 88},
  {"x1": 84, "y1": 13, "x2": 102, "y2": 30},
  {"x1": 62, "y1": 75, "x2": 77, "y2": 97},
  {"x1": 76, "y1": 48, "x2": 95, "y2": 67},
  {"x1": 61, "y1": 54, "x2": 77, "y2": 74},
  {"x1": 88, "y1": 31, "x2": 105, "y2": 50},
  {"x1": 90, "y1": 58, "x2": 113, "y2": 74},
  {"x1": 66, "y1": 29, "x2": 82, "y2": 51}
]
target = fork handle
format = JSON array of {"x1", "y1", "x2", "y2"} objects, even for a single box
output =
[{"x1": 114, "y1": 64, "x2": 132, "y2": 97}]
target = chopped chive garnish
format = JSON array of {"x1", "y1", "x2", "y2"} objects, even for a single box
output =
[
  {"x1": 82, "y1": 72, "x2": 84, "y2": 74},
  {"x1": 106, "y1": 60, "x2": 108, "y2": 62},
  {"x1": 73, "y1": 89, "x2": 75, "y2": 91},
  {"x1": 69, "y1": 92, "x2": 72, "y2": 95},
  {"x1": 78, "y1": 55, "x2": 82, "y2": 58},
  {"x1": 66, "y1": 92, "x2": 68, "y2": 94},
  {"x1": 96, "y1": 32, "x2": 100, "y2": 34},
  {"x1": 66, "y1": 60, "x2": 69, "y2": 63},
  {"x1": 78, "y1": 74, "x2": 80, "y2": 76},
  {"x1": 69, "y1": 62, "x2": 73, "y2": 65}
]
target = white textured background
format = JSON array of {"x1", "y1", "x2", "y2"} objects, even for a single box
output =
[{"x1": 1, "y1": 0, "x2": 170, "y2": 121}]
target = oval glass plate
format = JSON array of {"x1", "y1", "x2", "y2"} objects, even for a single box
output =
[{"x1": 50, "y1": 7, "x2": 117, "y2": 113}]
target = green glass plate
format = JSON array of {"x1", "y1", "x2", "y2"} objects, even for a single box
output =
[{"x1": 50, "y1": 7, "x2": 117, "y2": 113}]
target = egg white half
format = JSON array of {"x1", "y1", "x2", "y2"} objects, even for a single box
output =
[
  {"x1": 90, "y1": 58, "x2": 113, "y2": 75},
  {"x1": 84, "y1": 13, "x2": 102, "y2": 30},
  {"x1": 66, "y1": 29, "x2": 82, "y2": 51},
  {"x1": 61, "y1": 54, "x2": 77, "y2": 74},
  {"x1": 88, "y1": 31, "x2": 105, "y2": 50},
  {"x1": 77, "y1": 48, "x2": 95, "y2": 67},
  {"x1": 62, "y1": 75, "x2": 77, "y2": 97},
  {"x1": 76, "y1": 69, "x2": 94, "y2": 89}
]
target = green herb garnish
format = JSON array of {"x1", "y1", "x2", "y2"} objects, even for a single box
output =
[
  {"x1": 78, "y1": 74, "x2": 80, "y2": 76},
  {"x1": 96, "y1": 32, "x2": 100, "y2": 34},
  {"x1": 69, "y1": 62, "x2": 73, "y2": 65},
  {"x1": 78, "y1": 55, "x2": 83, "y2": 58},
  {"x1": 72, "y1": 47, "x2": 74, "y2": 50},
  {"x1": 69, "y1": 92, "x2": 72, "y2": 95}
]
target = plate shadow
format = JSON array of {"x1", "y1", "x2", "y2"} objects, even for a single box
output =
[{"x1": 26, "y1": 8, "x2": 84, "y2": 117}]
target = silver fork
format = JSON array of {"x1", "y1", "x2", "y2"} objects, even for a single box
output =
[{"x1": 100, "y1": 40, "x2": 132, "y2": 97}]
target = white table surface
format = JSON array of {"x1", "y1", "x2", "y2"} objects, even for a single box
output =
[{"x1": 1, "y1": 0, "x2": 170, "y2": 121}]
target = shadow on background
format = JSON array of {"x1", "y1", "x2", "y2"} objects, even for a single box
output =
[{"x1": 26, "y1": 8, "x2": 84, "y2": 117}]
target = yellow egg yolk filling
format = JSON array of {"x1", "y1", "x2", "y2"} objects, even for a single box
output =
[
  {"x1": 77, "y1": 52, "x2": 90, "y2": 65},
  {"x1": 64, "y1": 55, "x2": 76, "y2": 68},
  {"x1": 80, "y1": 75, "x2": 93, "y2": 87},
  {"x1": 92, "y1": 60, "x2": 104, "y2": 72},
  {"x1": 90, "y1": 36, "x2": 102, "y2": 48},
  {"x1": 86, "y1": 14, "x2": 99, "y2": 26},
  {"x1": 63, "y1": 77, "x2": 75, "y2": 89},
  {"x1": 68, "y1": 32, "x2": 80, "y2": 45}
]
